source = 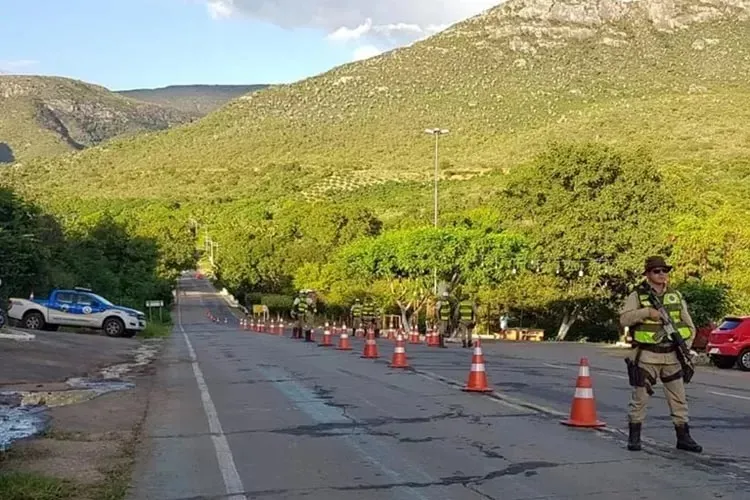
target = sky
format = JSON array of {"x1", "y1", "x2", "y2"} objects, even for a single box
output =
[{"x1": 0, "y1": 0, "x2": 500, "y2": 91}]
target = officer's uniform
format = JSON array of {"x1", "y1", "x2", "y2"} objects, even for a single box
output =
[
  {"x1": 362, "y1": 299, "x2": 378, "y2": 337},
  {"x1": 351, "y1": 299, "x2": 363, "y2": 336},
  {"x1": 291, "y1": 293, "x2": 308, "y2": 339},
  {"x1": 620, "y1": 256, "x2": 702, "y2": 453},
  {"x1": 457, "y1": 298, "x2": 478, "y2": 348},
  {"x1": 435, "y1": 294, "x2": 453, "y2": 348}
]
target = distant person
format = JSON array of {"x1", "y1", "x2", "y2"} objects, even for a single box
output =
[
  {"x1": 457, "y1": 295, "x2": 478, "y2": 348},
  {"x1": 350, "y1": 298, "x2": 363, "y2": 336},
  {"x1": 435, "y1": 291, "x2": 453, "y2": 348},
  {"x1": 500, "y1": 313, "x2": 509, "y2": 332},
  {"x1": 619, "y1": 256, "x2": 701, "y2": 453}
]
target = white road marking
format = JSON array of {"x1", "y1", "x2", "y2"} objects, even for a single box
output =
[
  {"x1": 708, "y1": 391, "x2": 750, "y2": 401},
  {"x1": 178, "y1": 284, "x2": 247, "y2": 500}
]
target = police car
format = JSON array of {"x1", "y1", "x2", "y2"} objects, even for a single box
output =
[{"x1": 7, "y1": 287, "x2": 147, "y2": 338}]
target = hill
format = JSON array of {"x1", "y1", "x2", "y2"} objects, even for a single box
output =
[
  {"x1": 117, "y1": 84, "x2": 269, "y2": 115},
  {"x1": 0, "y1": 75, "x2": 194, "y2": 162},
  {"x1": 4, "y1": 0, "x2": 750, "y2": 324},
  {"x1": 8, "y1": 0, "x2": 750, "y2": 200}
]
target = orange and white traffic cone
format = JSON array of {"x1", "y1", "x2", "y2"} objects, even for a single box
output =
[
  {"x1": 409, "y1": 326, "x2": 420, "y2": 344},
  {"x1": 319, "y1": 322, "x2": 334, "y2": 347},
  {"x1": 561, "y1": 358, "x2": 606, "y2": 428},
  {"x1": 389, "y1": 334, "x2": 409, "y2": 368},
  {"x1": 277, "y1": 319, "x2": 284, "y2": 336},
  {"x1": 337, "y1": 324, "x2": 352, "y2": 350},
  {"x1": 361, "y1": 328, "x2": 380, "y2": 359},
  {"x1": 462, "y1": 339, "x2": 492, "y2": 392}
]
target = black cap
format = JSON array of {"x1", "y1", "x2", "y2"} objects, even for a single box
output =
[{"x1": 644, "y1": 256, "x2": 673, "y2": 274}]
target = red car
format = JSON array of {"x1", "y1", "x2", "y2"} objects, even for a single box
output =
[{"x1": 706, "y1": 316, "x2": 750, "y2": 371}]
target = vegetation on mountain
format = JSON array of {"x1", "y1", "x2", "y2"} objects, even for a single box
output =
[
  {"x1": 3, "y1": 0, "x2": 750, "y2": 339},
  {"x1": 0, "y1": 75, "x2": 194, "y2": 162},
  {"x1": 117, "y1": 84, "x2": 268, "y2": 115}
]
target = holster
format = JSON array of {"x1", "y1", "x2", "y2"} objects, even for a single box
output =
[{"x1": 625, "y1": 348, "x2": 655, "y2": 396}]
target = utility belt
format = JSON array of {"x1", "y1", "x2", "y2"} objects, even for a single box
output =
[{"x1": 637, "y1": 343, "x2": 676, "y2": 354}]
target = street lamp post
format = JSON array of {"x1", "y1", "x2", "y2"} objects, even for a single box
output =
[{"x1": 424, "y1": 128, "x2": 449, "y2": 295}]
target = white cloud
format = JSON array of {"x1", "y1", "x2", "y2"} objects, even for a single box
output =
[
  {"x1": 203, "y1": 1, "x2": 502, "y2": 47},
  {"x1": 352, "y1": 45, "x2": 382, "y2": 61},
  {"x1": 0, "y1": 60, "x2": 39, "y2": 74}
]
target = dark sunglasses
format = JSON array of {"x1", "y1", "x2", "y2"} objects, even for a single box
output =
[{"x1": 650, "y1": 268, "x2": 670, "y2": 275}]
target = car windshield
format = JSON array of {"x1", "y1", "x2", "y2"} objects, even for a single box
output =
[
  {"x1": 90, "y1": 293, "x2": 114, "y2": 307},
  {"x1": 717, "y1": 318, "x2": 743, "y2": 331}
]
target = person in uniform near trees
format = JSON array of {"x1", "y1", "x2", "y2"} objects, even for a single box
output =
[
  {"x1": 435, "y1": 291, "x2": 453, "y2": 348},
  {"x1": 350, "y1": 298, "x2": 363, "y2": 336},
  {"x1": 290, "y1": 290, "x2": 305, "y2": 339},
  {"x1": 302, "y1": 290, "x2": 318, "y2": 342},
  {"x1": 362, "y1": 297, "x2": 379, "y2": 337},
  {"x1": 456, "y1": 294, "x2": 479, "y2": 348},
  {"x1": 620, "y1": 256, "x2": 702, "y2": 453}
]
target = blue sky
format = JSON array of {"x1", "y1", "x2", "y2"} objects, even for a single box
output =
[{"x1": 0, "y1": 0, "x2": 498, "y2": 91}]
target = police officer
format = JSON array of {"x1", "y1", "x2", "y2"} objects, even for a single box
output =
[
  {"x1": 362, "y1": 297, "x2": 378, "y2": 337},
  {"x1": 435, "y1": 291, "x2": 453, "y2": 348},
  {"x1": 620, "y1": 256, "x2": 702, "y2": 453},
  {"x1": 457, "y1": 295, "x2": 478, "y2": 348},
  {"x1": 302, "y1": 290, "x2": 318, "y2": 342},
  {"x1": 290, "y1": 290, "x2": 306, "y2": 339},
  {"x1": 350, "y1": 298, "x2": 363, "y2": 336}
]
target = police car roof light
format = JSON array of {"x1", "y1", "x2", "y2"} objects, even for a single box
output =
[{"x1": 74, "y1": 287, "x2": 93, "y2": 292}]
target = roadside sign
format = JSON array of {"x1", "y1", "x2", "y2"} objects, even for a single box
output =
[{"x1": 146, "y1": 300, "x2": 165, "y2": 322}]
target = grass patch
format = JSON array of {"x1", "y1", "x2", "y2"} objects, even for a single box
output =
[
  {"x1": 0, "y1": 472, "x2": 79, "y2": 500},
  {"x1": 138, "y1": 320, "x2": 172, "y2": 339}
]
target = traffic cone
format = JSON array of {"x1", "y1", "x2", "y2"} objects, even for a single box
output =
[
  {"x1": 462, "y1": 339, "x2": 492, "y2": 392},
  {"x1": 561, "y1": 358, "x2": 606, "y2": 428},
  {"x1": 389, "y1": 334, "x2": 409, "y2": 368},
  {"x1": 319, "y1": 322, "x2": 334, "y2": 347},
  {"x1": 277, "y1": 319, "x2": 284, "y2": 336},
  {"x1": 337, "y1": 324, "x2": 352, "y2": 350},
  {"x1": 409, "y1": 326, "x2": 420, "y2": 344},
  {"x1": 361, "y1": 328, "x2": 379, "y2": 359}
]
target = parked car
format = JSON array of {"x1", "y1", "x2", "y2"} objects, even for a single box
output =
[
  {"x1": 706, "y1": 316, "x2": 750, "y2": 371},
  {"x1": 8, "y1": 287, "x2": 146, "y2": 338}
]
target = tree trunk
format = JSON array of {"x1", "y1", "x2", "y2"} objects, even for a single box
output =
[{"x1": 555, "y1": 309, "x2": 577, "y2": 341}]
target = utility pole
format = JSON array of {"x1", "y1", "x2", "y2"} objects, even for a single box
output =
[{"x1": 424, "y1": 128, "x2": 449, "y2": 295}]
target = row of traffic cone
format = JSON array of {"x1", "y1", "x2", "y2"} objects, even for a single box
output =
[{"x1": 251, "y1": 313, "x2": 606, "y2": 429}]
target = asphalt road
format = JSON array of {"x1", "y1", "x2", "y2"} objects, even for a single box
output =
[{"x1": 128, "y1": 276, "x2": 750, "y2": 500}]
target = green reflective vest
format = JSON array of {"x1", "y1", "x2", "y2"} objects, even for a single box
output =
[
  {"x1": 459, "y1": 301, "x2": 474, "y2": 322},
  {"x1": 363, "y1": 301, "x2": 376, "y2": 317},
  {"x1": 351, "y1": 303, "x2": 363, "y2": 318},
  {"x1": 633, "y1": 286, "x2": 691, "y2": 344},
  {"x1": 439, "y1": 301, "x2": 452, "y2": 321},
  {"x1": 296, "y1": 299, "x2": 308, "y2": 314}
]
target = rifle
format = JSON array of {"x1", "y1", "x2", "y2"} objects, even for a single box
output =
[{"x1": 646, "y1": 289, "x2": 695, "y2": 384}]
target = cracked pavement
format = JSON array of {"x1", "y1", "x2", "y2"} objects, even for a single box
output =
[{"x1": 128, "y1": 276, "x2": 750, "y2": 499}]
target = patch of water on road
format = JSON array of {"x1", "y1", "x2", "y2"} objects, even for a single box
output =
[
  {"x1": 0, "y1": 404, "x2": 49, "y2": 452},
  {"x1": 0, "y1": 339, "x2": 161, "y2": 451}
]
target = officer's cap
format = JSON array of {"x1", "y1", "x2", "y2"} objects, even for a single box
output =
[{"x1": 644, "y1": 256, "x2": 673, "y2": 274}]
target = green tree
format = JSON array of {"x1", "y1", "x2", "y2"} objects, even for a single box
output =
[{"x1": 499, "y1": 143, "x2": 674, "y2": 339}]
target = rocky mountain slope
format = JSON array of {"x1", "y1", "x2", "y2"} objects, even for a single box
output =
[
  {"x1": 0, "y1": 75, "x2": 194, "y2": 162},
  {"x1": 6, "y1": 0, "x2": 750, "y2": 199},
  {"x1": 117, "y1": 84, "x2": 269, "y2": 115}
]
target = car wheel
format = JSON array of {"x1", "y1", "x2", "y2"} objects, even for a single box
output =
[
  {"x1": 23, "y1": 311, "x2": 45, "y2": 330},
  {"x1": 710, "y1": 355, "x2": 737, "y2": 369},
  {"x1": 103, "y1": 317, "x2": 125, "y2": 337},
  {"x1": 737, "y1": 349, "x2": 750, "y2": 372}
]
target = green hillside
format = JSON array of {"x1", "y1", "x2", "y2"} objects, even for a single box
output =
[
  {"x1": 117, "y1": 84, "x2": 269, "y2": 115},
  {"x1": 0, "y1": 75, "x2": 194, "y2": 162},
  {"x1": 4, "y1": 0, "x2": 750, "y2": 335}
]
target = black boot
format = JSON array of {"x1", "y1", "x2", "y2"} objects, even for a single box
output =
[
  {"x1": 675, "y1": 423, "x2": 702, "y2": 453},
  {"x1": 627, "y1": 422, "x2": 642, "y2": 451}
]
